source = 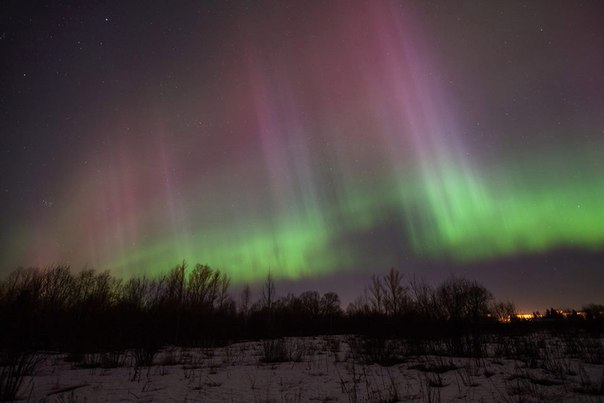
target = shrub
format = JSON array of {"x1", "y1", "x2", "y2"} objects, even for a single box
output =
[{"x1": 0, "y1": 351, "x2": 41, "y2": 401}]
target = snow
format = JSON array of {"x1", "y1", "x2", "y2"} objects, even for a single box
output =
[{"x1": 12, "y1": 335, "x2": 604, "y2": 402}]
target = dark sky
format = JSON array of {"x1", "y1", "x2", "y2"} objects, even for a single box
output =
[{"x1": 1, "y1": 1, "x2": 603, "y2": 312}]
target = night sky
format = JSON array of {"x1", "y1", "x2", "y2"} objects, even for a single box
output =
[{"x1": 1, "y1": 1, "x2": 603, "y2": 312}]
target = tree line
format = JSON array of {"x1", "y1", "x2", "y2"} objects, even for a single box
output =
[{"x1": 0, "y1": 263, "x2": 598, "y2": 354}]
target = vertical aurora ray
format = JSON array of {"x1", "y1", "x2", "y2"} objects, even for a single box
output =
[{"x1": 3, "y1": 1, "x2": 604, "y2": 283}]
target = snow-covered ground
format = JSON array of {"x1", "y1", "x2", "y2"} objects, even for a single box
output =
[{"x1": 12, "y1": 335, "x2": 604, "y2": 402}]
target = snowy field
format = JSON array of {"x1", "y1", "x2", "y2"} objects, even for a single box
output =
[{"x1": 10, "y1": 335, "x2": 604, "y2": 402}]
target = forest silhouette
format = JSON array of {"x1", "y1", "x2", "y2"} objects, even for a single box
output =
[{"x1": 1, "y1": 263, "x2": 601, "y2": 354}]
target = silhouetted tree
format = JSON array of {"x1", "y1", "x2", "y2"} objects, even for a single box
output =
[
  {"x1": 299, "y1": 291, "x2": 321, "y2": 318},
  {"x1": 409, "y1": 277, "x2": 436, "y2": 319},
  {"x1": 383, "y1": 268, "x2": 408, "y2": 316},
  {"x1": 436, "y1": 277, "x2": 493, "y2": 321},
  {"x1": 347, "y1": 292, "x2": 371, "y2": 315},
  {"x1": 239, "y1": 285, "x2": 252, "y2": 317},
  {"x1": 490, "y1": 301, "x2": 516, "y2": 322},
  {"x1": 262, "y1": 271, "x2": 275, "y2": 312},
  {"x1": 162, "y1": 262, "x2": 187, "y2": 307},
  {"x1": 368, "y1": 275, "x2": 385, "y2": 314},
  {"x1": 320, "y1": 292, "x2": 341, "y2": 317},
  {"x1": 40, "y1": 266, "x2": 73, "y2": 309}
]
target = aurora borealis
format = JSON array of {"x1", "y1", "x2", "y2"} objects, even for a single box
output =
[{"x1": 1, "y1": 1, "x2": 603, "y2": 310}]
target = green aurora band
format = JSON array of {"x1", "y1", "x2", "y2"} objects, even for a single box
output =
[{"x1": 104, "y1": 148, "x2": 604, "y2": 281}]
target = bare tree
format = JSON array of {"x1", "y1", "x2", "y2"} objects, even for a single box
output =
[
  {"x1": 383, "y1": 268, "x2": 408, "y2": 316},
  {"x1": 320, "y1": 292, "x2": 341, "y2": 317},
  {"x1": 185, "y1": 264, "x2": 232, "y2": 311},
  {"x1": 368, "y1": 275, "x2": 384, "y2": 314},
  {"x1": 409, "y1": 276, "x2": 437, "y2": 319},
  {"x1": 436, "y1": 277, "x2": 493, "y2": 321},
  {"x1": 34, "y1": 266, "x2": 72, "y2": 309},
  {"x1": 216, "y1": 272, "x2": 231, "y2": 310},
  {"x1": 262, "y1": 271, "x2": 275, "y2": 312},
  {"x1": 490, "y1": 301, "x2": 516, "y2": 322},
  {"x1": 239, "y1": 284, "x2": 251, "y2": 316},
  {"x1": 187, "y1": 263, "x2": 212, "y2": 308},
  {"x1": 163, "y1": 262, "x2": 187, "y2": 307},
  {"x1": 299, "y1": 290, "x2": 321, "y2": 318},
  {"x1": 347, "y1": 290, "x2": 371, "y2": 315},
  {"x1": 121, "y1": 277, "x2": 148, "y2": 309}
]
